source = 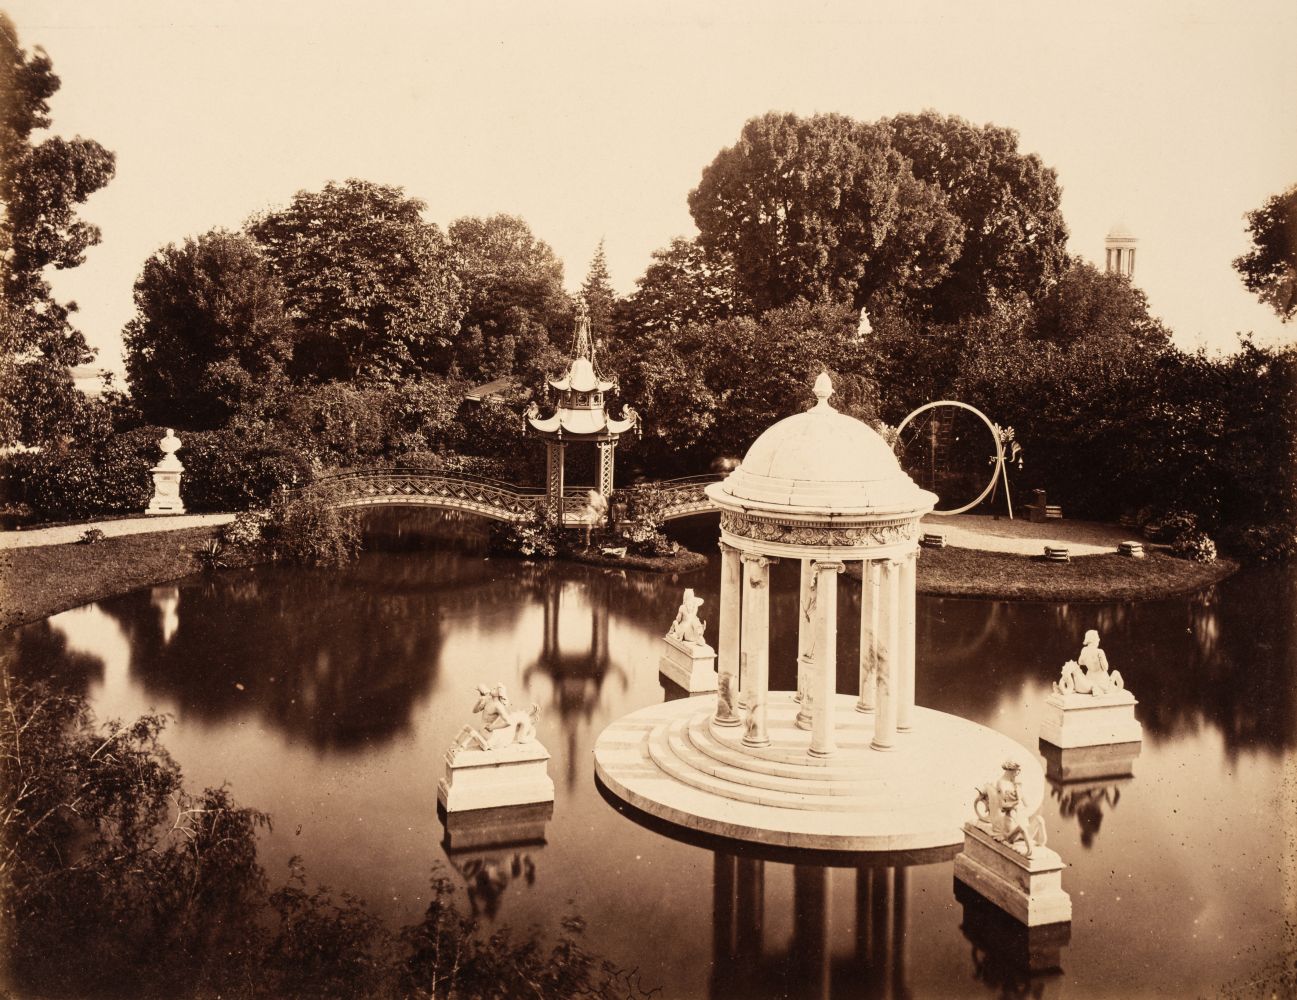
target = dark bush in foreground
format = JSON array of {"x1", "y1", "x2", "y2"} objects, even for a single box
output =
[{"x1": 0, "y1": 677, "x2": 652, "y2": 999}]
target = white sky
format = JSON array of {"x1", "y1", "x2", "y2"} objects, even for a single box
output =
[{"x1": 8, "y1": 0, "x2": 1296, "y2": 374}]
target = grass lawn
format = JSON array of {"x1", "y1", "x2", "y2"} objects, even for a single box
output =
[
  {"x1": 0, "y1": 526, "x2": 223, "y2": 630},
  {"x1": 916, "y1": 546, "x2": 1237, "y2": 601}
]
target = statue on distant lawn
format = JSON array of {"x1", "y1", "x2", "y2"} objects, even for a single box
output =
[{"x1": 1053, "y1": 629, "x2": 1125, "y2": 696}]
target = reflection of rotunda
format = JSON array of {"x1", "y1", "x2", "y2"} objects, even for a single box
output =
[{"x1": 595, "y1": 374, "x2": 1046, "y2": 852}]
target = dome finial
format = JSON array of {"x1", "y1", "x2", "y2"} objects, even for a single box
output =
[{"x1": 812, "y1": 371, "x2": 834, "y2": 409}]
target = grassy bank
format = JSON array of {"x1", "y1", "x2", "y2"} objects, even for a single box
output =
[
  {"x1": 1, "y1": 526, "x2": 225, "y2": 630},
  {"x1": 915, "y1": 546, "x2": 1237, "y2": 601}
]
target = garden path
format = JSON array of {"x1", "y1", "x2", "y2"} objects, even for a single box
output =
[{"x1": 0, "y1": 513, "x2": 235, "y2": 549}]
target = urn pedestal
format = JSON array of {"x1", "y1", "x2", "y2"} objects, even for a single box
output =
[
  {"x1": 659, "y1": 634, "x2": 718, "y2": 693},
  {"x1": 953, "y1": 822, "x2": 1072, "y2": 927},
  {"x1": 437, "y1": 741, "x2": 554, "y2": 813},
  {"x1": 1039, "y1": 690, "x2": 1143, "y2": 750},
  {"x1": 146, "y1": 429, "x2": 186, "y2": 515}
]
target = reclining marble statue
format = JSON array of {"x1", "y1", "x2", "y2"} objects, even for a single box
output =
[
  {"x1": 1052, "y1": 630, "x2": 1125, "y2": 696},
  {"x1": 453, "y1": 683, "x2": 540, "y2": 753}
]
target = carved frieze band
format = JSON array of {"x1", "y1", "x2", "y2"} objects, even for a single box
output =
[{"x1": 719, "y1": 511, "x2": 917, "y2": 548}]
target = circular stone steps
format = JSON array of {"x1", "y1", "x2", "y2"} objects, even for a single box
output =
[{"x1": 594, "y1": 691, "x2": 1046, "y2": 852}]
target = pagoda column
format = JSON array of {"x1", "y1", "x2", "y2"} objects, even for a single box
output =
[
  {"x1": 871, "y1": 559, "x2": 901, "y2": 751},
  {"x1": 714, "y1": 542, "x2": 742, "y2": 727},
  {"x1": 795, "y1": 559, "x2": 814, "y2": 730},
  {"x1": 808, "y1": 560, "x2": 844, "y2": 758},
  {"x1": 897, "y1": 550, "x2": 918, "y2": 733},
  {"x1": 545, "y1": 440, "x2": 566, "y2": 524},
  {"x1": 857, "y1": 559, "x2": 881, "y2": 713},
  {"x1": 740, "y1": 553, "x2": 773, "y2": 748},
  {"x1": 597, "y1": 440, "x2": 616, "y2": 499}
]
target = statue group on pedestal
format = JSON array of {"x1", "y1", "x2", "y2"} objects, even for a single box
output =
[
  {"x1": 973, "y1": 760, "x2": 1048, "y2": 860},
  {"x1": 667, "y1": 589, "x2": 710, "y2": 648},
  {"x1": 1053, "y1": 630, "x2": 1125, "y2": 697}
]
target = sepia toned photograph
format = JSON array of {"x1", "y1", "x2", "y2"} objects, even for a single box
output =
[{"x1": 1, "y1": 2, "x2": 1294, "y2": 997}]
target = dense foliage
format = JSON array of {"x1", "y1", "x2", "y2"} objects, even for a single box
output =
[
  {"x1": 1234, "y1": 182, "x2": 1297, "y2": 322},
  {"x1": 0, "y1": 14, "x2": 116, "y2": 447},
  {"x1": 0, "y1": 676, "x2": 650, "y2": 998},
  {"x1": 123, "y1": 230, "x2": 294, "y2": 428}
]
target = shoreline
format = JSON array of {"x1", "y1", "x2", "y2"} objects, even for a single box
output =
[{"x1": 1, "y1": 526, "x2": 1241, "y2": 632}]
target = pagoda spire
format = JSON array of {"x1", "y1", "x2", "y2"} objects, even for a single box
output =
[{"x1": 571, "y1": 298, "x2": 596, "y2": 366}]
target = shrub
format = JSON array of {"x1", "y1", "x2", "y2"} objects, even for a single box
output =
[
  {"x1": 1217, "y1": 521, "x2": 1297, "y2": 562},
  {"x1": 489, "y1": 510, "x2": 561, "y2": 558},
  {"x1": 19, "y1": 427, "x2": 163, "y2": 521},
  {"x1": 260, "y1": 491, "x2": 362, "y2": 567},
  {"x1": 1141, "y1": 509, "x2": 1199, "y2": 544},
  {"x1": 79, "y1": 528, "x2": 106, "y2": 544},
  {"x1": 182, "y1": 430, "x2": 312, "y2": 512},
  {"x1": 1172, "y1": 530, "x2": 1218, "y2": 563}
]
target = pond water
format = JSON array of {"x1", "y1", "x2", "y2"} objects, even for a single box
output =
[{"x1": 5, "y1": 512, "x2": 1294, "y2": 999}]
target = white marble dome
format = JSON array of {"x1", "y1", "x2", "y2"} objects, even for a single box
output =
[{"x1": 712, "y1": 373, "x2": 936, "y2": 516}]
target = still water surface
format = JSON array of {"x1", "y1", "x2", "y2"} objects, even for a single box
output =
[{"x1": 6, "y1": 514, "x2": 1294, "y2": 998}]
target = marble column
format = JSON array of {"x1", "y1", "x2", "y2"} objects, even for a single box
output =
[
  {"x1": 857, "y1": 559, "x2": 881, "y2": 713},
  {"x1": 871, "y1": 559, "x2": 901, "y2": 751},
  {"x1": 740, "y1": 553, "x2": 773, "y2": 748},
  {"x1": 897, "y1": 551, "x2": 918, "y2": 733},
  {"x1": 795, "y1": 559, "x2": 815, "y2": 730},
  {"x1": 714, "y1": 542, "x2": 742, "y2": 727},
  {"x1": 808, "y1": 560, "x2": 844, "y2": 758}
]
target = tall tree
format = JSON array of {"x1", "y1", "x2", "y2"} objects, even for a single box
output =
[
  {"x1": 1034, "y1": 260, "x2": 1170, "y2": 349},
  {"x1": 1234, "y1": 182, "x2": 1297, "y2": 322},
  {"x1": 247, "y1": 179, "x2": 463, "y2": 383},
  {"x1": 617, "y1": 237, "x2": 736, "y2": 346},
  {"x1": 123, "y1": 230, "x2": 294, "y2": 428},
  {"x1": 688, "y1": 112, "x2": 963, "y2": 315},
  {"x1": 0, "y1": 14, "x2": 116, "y2": 445},
  {"x1": 580, "y1": 240, "x2": 617, "y2": 343},
  {"x1": 448, "y1": 214, "x2": 569, "y2": 380},
  {"x1": 883, "y1": 111, "x2": 1069, "y2": 321}
]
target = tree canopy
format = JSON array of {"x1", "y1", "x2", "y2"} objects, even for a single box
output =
[
  {"x1": 688, "y1": 112, "x2": 964, "y2": 315},
  {"x1": 1234, "y1": 182, "x2": 1297, "y2": 322},
  {"x1": 123, "y1": 230, "x2": 294, "y2": 428},
  {"x1": 883, "y1": 111, "x2": 1068, "y2": 321},
  {"x1": 448, "y1": 213, "x2": 569, "y2": 381},
  {"x1": 615, "y1": 237, "x2": 736, "y2": 347},
  {"x1": 580, "y1": 240, "x2": 617, "y2": 343},
  {"x1": 0, "y1": 14, "x2": 116, "y2": 445},
  {"x1": 247, "y1": 179, "x2": 463, "y2": 383}
]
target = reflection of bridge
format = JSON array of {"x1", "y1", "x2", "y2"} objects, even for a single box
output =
[{"x1": 309, "y1": 470, "x2": 721, "y2": 525}]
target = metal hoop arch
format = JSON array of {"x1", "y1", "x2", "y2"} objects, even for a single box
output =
[{"x1": 894, "y1": 400, "x2": 1004, "y2": 516}]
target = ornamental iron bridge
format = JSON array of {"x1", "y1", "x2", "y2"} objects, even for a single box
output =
[{"x1": 307, "y1": 470, "x2": 721, "y2": 526}]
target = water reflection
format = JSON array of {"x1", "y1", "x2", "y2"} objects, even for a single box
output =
[
  {"x1": 711, "y1": 853, "x2": 919, "y2": 1000},
  {"x1": 440, "y1": 802, "x2": 553, "y2": 922},
  {"x1": 1039, "y1": 742, "x2": 1140, "y2": 850},
  {"x1": 956, "y1": 881, "x2": 1070, "y2": 999}
]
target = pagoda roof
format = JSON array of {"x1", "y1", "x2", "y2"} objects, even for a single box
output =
[
  {"x1": 548, "y1": 356, "x2": 615, "y2": 393},
  {"x1": 527, "y1": 404, "x2": 638, "y2": 438}
]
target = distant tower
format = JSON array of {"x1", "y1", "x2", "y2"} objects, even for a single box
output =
[{"x1": 1104, "y1": 223, "x2": 1138, "y2": 278}]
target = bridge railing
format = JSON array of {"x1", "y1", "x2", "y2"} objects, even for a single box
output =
[{"x1": 307, "y1": 468, "x2": 546, "y2": 520}]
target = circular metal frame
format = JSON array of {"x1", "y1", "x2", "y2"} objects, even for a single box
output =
[{"x1": 894, "y1": 400, "x2": 1004, "y2": 516}]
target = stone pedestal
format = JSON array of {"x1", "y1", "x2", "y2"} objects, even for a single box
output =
[
  {"x1": 953, "y1": 823, "x2": 1072, "y2": 927},
  {"x1": 1039, "y1": 739, "x2": 1141, "y2": 782},
  {"x1": 660, "y1": 634, "x2": 718, "y2": 693},
  {"x1": 146, "y1": 428, "x2": 186, "y2": 515},
  {"x1": 1039, "y1": 690, "x2": 1143, "y2": 749},
  {"x1": 438, "y1": 741, "x2": 554, "y2": 813}
]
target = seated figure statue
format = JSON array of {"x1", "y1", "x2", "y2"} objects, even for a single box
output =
[
  {"x1": 667, "y1": 589, "x2": 710, "y2": 648},
  {"x1": 1053, "y1": 629, "x2": 1125, "y2": 696},
  {"x1": 973, "y1": 760, "x2": 1047, "y2": 860}
]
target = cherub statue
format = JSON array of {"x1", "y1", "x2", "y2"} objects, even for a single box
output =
[
  {"x1": 452, "y1": 683, "x2": 540, "y2": 753},
  {"x1": 973, "y1": 760, "x2": 1047, "y2": 860},
  {"x1": 667, "y1": 589, "x2": 709, "y2": 648},
  {"x1": 1053, "y1": 629, "x2": 1125, "y2": 696}
]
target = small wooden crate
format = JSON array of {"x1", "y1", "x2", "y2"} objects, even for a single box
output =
[
  {"x1": 920, "y1": 532, "x2": 947, "y2": 549},
  {"x1": 1044, "y1": 545, "x2": 1070, "y2": 563}
]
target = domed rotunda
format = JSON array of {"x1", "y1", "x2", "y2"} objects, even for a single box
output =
[{"x1": 594, "y1": 374, "x2": 1045, "y2": 853}]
